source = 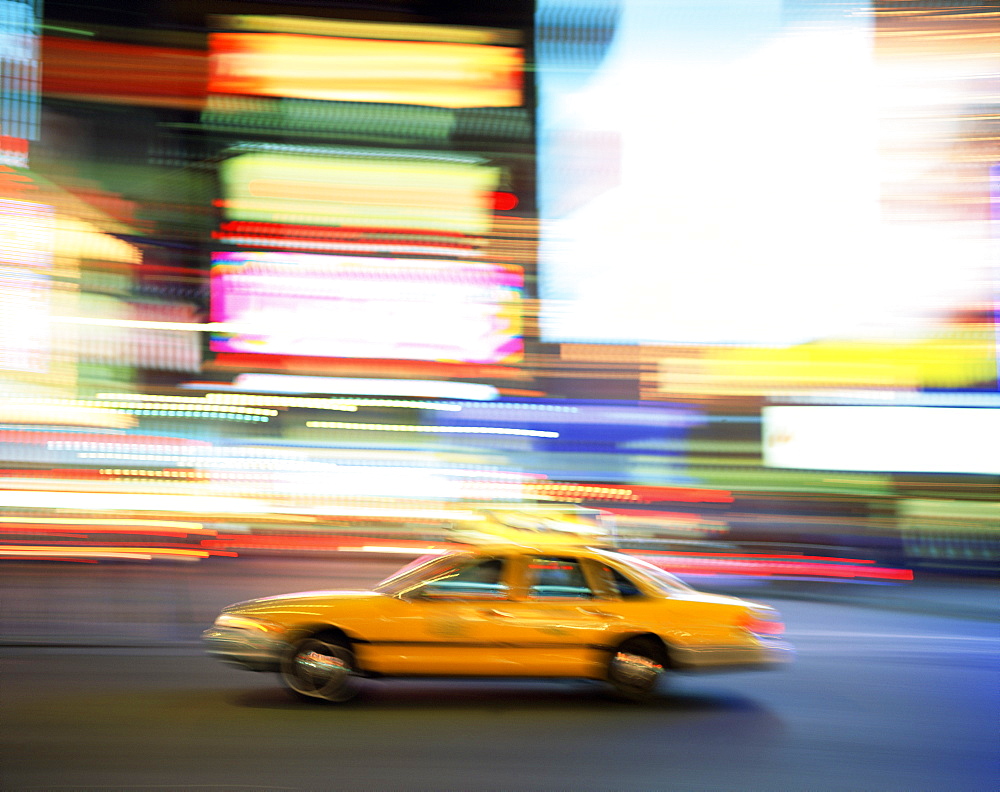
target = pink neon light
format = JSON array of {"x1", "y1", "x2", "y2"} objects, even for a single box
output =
[{"x1": 210, "y1": 251, "x2": 523, "y2": 363}]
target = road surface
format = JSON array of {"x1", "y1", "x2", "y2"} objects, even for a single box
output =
[{"x1": 1, "y1": 558, "x2": 997, "y2": 790}]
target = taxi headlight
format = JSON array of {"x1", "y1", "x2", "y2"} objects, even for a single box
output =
[{"x1": 214, "y1": 613, "x2": 283, "y2": 633}]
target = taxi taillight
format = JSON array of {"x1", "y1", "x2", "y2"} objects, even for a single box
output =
[{"x1": 740, "y1": 611, "x2": 785, "y2": 636}]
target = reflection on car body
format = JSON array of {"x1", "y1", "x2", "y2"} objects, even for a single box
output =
[{"x1": 203, "y1": 509, "x2": 793, "y2": 702}]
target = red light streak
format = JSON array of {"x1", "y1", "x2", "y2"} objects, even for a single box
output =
[
  {"x1": 42, "y1": 36, "x2": 208, "y2": 108},
  {"x1": 215, "y1": 220, "x2": 474, "y2": 246},
  {"x1": 209, "y1": 352, "x2": 525, "y2": 381},
  {"x1": 625, "y1": 485, "x2": 734, "y2": 504},
  {"x1": 201, "y1": 533, "x2": 459, "y2": 555},
  {"x1": 629, "y1": 553, "x2": 914, "y2": 581},
  {"x1": 11, "y1": 556, "x2": 99, "y2": 563},
  {"x1": 628, "y1": 549, "x2": 877, "y2": 564},
  {"x1": 0, "y1": 431, "x2": 211, "y2": 447}
]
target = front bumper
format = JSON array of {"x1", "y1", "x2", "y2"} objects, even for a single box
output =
[
  {"x1": 671, "y1": 636, "x2": 794, "y2": 672},
  {"x1": 201, "y1": 626, "x2": 289, "y2": 672}
]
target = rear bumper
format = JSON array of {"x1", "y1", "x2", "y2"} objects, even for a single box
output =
[
  {"x1": 201, "y1": 627, "x2": 288, "y2": 672},
  {"x1": 671, "y1": 637, "x2": 794, "y2": 672}
]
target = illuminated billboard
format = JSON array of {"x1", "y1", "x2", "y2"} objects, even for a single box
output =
[
  {"x1": 210, "y1": 32, "x2": 522, "y2": 108},
  {"x1": 219, "y1": 149, "x2": 500, "y2": 236},
  {"x1": 0, "y1": 199, "x2": 52, "y2": 373},
  {"x1": 210, "y1": 252, "x2": 523, "y2": 364}
]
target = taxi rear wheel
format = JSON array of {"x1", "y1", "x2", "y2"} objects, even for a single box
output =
[
  {"x1": 281, "y1": 633, "x2": 361, "y2": 703},
  {"x1": 607, "y1": 637, "x2": 668, "y2": 701}
]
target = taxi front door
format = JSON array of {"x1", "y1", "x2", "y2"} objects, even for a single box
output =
[{"x1": 361, "y1": 556, "x2": 519, "y2": 677}]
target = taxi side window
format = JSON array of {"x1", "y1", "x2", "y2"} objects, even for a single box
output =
[
  {"x1": 607, "y1": 566, "x2": 644, "y2": 599},
  {"x1": 527, "y1": 557, "x2": 594, "y2": 599},
  {"x1": 421, "y1": 558, "x2": 507, "y2": 599}
]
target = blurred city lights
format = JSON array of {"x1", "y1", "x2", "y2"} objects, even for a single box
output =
[
  {"x1": 209, "y1": 26, "x2": 522, "y2": 108},
  {"x1": 0, "y1": 0, "x2": 993, "y2": 579}
]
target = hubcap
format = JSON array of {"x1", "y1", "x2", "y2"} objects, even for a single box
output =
[
  {"x1": 611, "y1": 650, "x2": 664, "y2": 690},
  {"x1": 296, "y1": 648, "x2": 348, "y2": 683},
  {"x1": 284, "y1": 639, "x2": 356, "y2": 700}
]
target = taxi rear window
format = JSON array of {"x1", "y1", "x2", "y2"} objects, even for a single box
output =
[{"x1": 527, "y1": 556, "x2": 594, "y2": 599}]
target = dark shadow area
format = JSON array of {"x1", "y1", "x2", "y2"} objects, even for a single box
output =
[{"x1": 228, "y1": 677, "x2": 782, "y2": 718}]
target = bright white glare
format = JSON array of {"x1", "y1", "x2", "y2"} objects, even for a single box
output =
[
  {"x1": 537, "y1": 0, "x2": 994, "y2": 346},
  {"x1": 297, "y1": 507, "x2": 486, "y2": 520},
  {"x1": 0, "y1": 490, "x2": 487, "y2": 521},
  {"x1": 0, "y1": 516, "x2": 206, "y2": 529},
  {"x1": 0, "y1": 491, "x2": 273, "y2": 513},
  {"x1": 51, "y1": 316, "x2": 221, "y2": 331},
  {"x1": 220, "y1": 374, "x2": 499, "y2": 401},
  {"x1": 763, "y1": 406, "x2": 1000, "y2": 475}
]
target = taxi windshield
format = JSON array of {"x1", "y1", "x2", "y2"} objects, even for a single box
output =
[
  {"x1": 373, "y1": 551, "x2": 471, "y2": 596},
  {"x1": 593, "y1": 549, "x2": 693, "y2": 594}
]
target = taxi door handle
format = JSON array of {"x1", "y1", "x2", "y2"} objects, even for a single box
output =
[
  {"x1": 579, "y1": 608, "x2": 619, "y2": 619},
  {"x1": 480, "y1": 608, "x2": 512, "y2": 618}
]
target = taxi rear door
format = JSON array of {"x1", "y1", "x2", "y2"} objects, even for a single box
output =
[{"x1": 473, "y1": 553, "x2": 621, "y2": 678}]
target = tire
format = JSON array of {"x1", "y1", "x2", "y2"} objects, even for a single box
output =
[
  {"x1": 607, "y1": 636, "x2": 668, "y2": 702},
  {"x1": 281, "y1": 633, "x2": 362, "y2": 703}
]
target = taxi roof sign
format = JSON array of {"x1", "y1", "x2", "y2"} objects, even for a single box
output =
[{"x1": 449, "y1": 505, "x2": 616, "y2": 549}]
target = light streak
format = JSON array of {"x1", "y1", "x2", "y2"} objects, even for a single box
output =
[
  {"x1": 0, "y1": 516, "x2": 208, "y2": 531},
  {"x1": 209, "y1": 31, "x2": 522, "y2": 108},
  {"x1": 97, "y1": 391, "x2": 463, "y2": 412},
  {"x1": 632, "y1": 552, "x2": 914, "y2": 582},
  {"x1": 0, "y1": 410, "x2": 136, "y2": 429},
  {"x1": 0, "y1": 546, "x2": 232, "y2": 559},
  {"x1": 49, "y1": 316, "x2": 257, "y2": 332},
  {"x1": 306, "y1": 421, "x2": 559, "y2": 438},
  {"x1": 9, "y1": 398, "x2": 278, "y2": 417},
  {"x1": 229, "y1": 374, "x2": 499, "y2": 401},
  {"x1": 0, "y1": 491, "x2": 275, "y2": 514}
]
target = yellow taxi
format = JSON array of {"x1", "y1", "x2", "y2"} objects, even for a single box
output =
[{"x1": 203, "y1": 508, "x2": 792, "y2": 702}]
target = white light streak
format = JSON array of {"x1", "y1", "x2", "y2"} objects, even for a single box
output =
[
  {"x1": 229, "y1": 374, "x2": 499, "y2": 401},
  {"x1": 306, "y1": 421, "x2": 559, "y2": 438}
]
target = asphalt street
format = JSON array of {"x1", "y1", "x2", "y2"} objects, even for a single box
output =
[{"x1": 1, "y1": 558, "x2": 998, "y2": 791}]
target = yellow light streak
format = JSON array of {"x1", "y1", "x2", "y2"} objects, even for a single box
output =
[
  {"x1": 0, "y1": 404, "x2": 137, "y2": 429},
  {"x1": 0, "y1": 546, "x2": 210, "y2": 558},
  {"x1": 0, "y1": 549, "x2": 156, "y2": 560},
  {"x1": 99, "y1": 392, "x2": 359, "y2": 412},
  {"x1": 57, "y1": 399, "x2": 277, "y2": 416},
  {"x1": 210, "y1": 32, "x2": 522, "y2": 108},
  {"x1": 219, "y1": 15, "x2": 521, "y2": 45}
]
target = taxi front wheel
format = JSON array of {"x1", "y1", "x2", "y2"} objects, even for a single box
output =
[
  {"x1": 607, "y1": 637, "x2": 668, "y2": 702},
  {"x1": 281, "y1": 632, "x2": 361, "y2": 703}
]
